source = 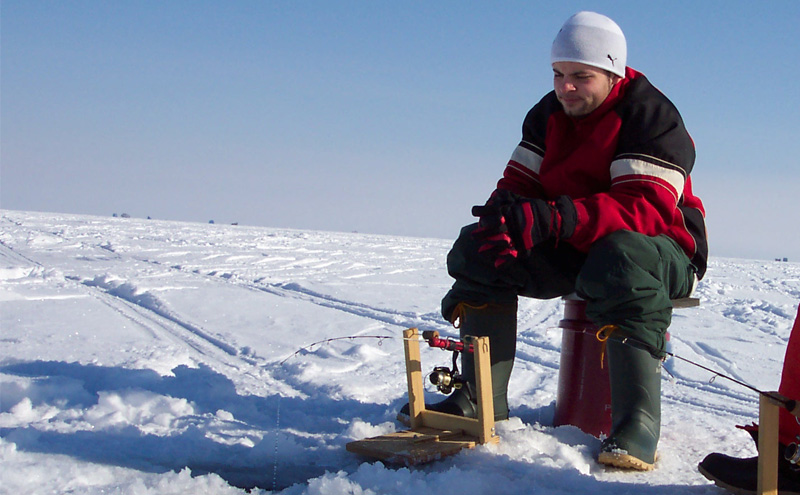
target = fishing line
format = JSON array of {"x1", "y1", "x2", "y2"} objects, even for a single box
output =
[
  {"x1": 272, "y1": 396, "x2": 280, "y2": 492},
  {"x1": 271, "y1": 333, "x2": 401, "y2": 489},
  {"x1": 667, "y1": 350, "x2": 796, "y2": 412},
  {"x1": 663, "y1": 349, "x2": 763, "y2": 395},
  {"x1": 279, "y1": 335, "x2": 396, "y2": 365}
]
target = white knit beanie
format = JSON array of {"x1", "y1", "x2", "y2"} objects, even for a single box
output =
[{"x1": 551, "y1": 12, "x2": 627, "y2": 78}]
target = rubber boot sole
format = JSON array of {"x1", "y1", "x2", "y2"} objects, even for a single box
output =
[{"x1": 598, "y1": 451, "x2": 657, "y2": 471}]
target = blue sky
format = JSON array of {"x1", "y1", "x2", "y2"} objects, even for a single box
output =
[{"x1": 2, "y1": 1, "x2": 798, "y2": 261}]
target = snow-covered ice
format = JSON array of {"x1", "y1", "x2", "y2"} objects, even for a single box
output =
[{"x1": 1, "y1": 210, "x2": 798, "y2": 494}]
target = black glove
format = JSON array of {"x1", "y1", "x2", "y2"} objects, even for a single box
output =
[
  {"x1": 471, "y1": 190, "x2": 577, "y2": 265},
  {"x1": 502, "y1": 195, "x2": 577, "y2": 256},
  {"x1": 470, "y1": 190, "x2": 524, "y2": 268}
]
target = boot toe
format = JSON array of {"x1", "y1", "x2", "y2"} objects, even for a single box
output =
[
  {"x1": 396, "y1": 392, "x2": 477, "y2": 426},
  {"x1": 698, "y1": 453, "x2": 759, "y2": 494},
  {"x1": 697, "y1": 453, "x2": 800, "y2": 495},
  {"x1": 599, "y1": 414, "x2": 659, "y2": 469}
]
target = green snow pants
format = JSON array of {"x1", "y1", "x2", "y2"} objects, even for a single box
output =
[{"x1": 442, "y1": 226, "x2": 697, "y2": 357}]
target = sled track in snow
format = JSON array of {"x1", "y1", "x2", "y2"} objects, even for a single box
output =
[
  {"x1": 0, "y1": 220, "x2": 255, "y2": 371},
  {"x1": 662, "y1": 378, "x2": 758, "y2": 419},
  {"x1": 124, "y1": 253, "x2": 453, "y2": 337},
  {"x1": 0, "y1": 237, "x2": 43, "y2": 269},
  {"x1": 77, "y1": 276, "x2": 244, "y2": 361},
  {"x1": 255, "y1": 281, "x2": 445, "y2": 332}
]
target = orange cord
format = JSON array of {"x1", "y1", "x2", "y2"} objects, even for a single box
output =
[{"x1": 595, "y1": 325, "x2": 618, "y2": 369}]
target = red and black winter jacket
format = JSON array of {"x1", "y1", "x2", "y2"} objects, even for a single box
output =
[{"x1": 497, "y1": 67, "x2": 708, "y2": 279}]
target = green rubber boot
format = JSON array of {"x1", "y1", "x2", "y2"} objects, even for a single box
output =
[
  {"x1": 397, "y1": 302, "x2": 517, "y2": 424},
  {"x1": 455, "y1": 301, "x2": 517, "y2": 421},
  {"x1": 597, "y1": 338, "x2": 662, "y2": 471}
]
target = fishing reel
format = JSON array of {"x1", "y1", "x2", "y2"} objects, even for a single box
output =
[
  {"x1": 429, "y1": 366, "x2": 465, "y2": 395},
  {"x1": 786, "y1": 440, "x2": 800, "y2": 466},
  {"x1": 422, "y1": 330, "x2": 472, "y2": 395},
  {"x1": 785, "y1": 413, "x2": 800, "y2": 466}
]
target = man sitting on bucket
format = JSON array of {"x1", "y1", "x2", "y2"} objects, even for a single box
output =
[{"x1": 398, "y1": 11, "x2": 708, "y2": 471}]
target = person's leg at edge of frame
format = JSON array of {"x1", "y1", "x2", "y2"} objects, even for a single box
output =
[
  {"x1": 779, "y1": 304, "x2": 800, "y2": 447},
  {"x1": 698, "y1": 304, "x2": 800, "y2": 494}
]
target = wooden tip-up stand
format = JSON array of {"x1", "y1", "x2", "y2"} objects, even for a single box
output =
[
  {"x1": 758, "y1": 391, "x2": 799, "y2": 495},
  {"x1": 346, "y1": 328, "x2": 499, "y2": 465}
]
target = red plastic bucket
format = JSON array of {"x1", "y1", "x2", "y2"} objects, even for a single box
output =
[{"x1": 552, "y1": 297, "x2": 612, "y2": 437}]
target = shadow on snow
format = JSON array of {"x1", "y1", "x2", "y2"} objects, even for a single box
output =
[
  {"x1": 0, "y1": 360, "x2": 719, "y2": 493},
  {"x1": 0, "y1": 360, "x2": 392, "y2": 490}
]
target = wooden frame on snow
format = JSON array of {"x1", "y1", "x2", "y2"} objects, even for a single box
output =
[
  {"x1": 346, "y1": 327, "x2": 498, "y2": 465},
  {"x1": 758, "y1": 391, "x2": 800, "y2": 495}
]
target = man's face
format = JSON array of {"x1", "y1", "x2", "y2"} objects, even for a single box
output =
[{"x1": 552, "y1": 61, "x2": 620, "y2": 118}]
